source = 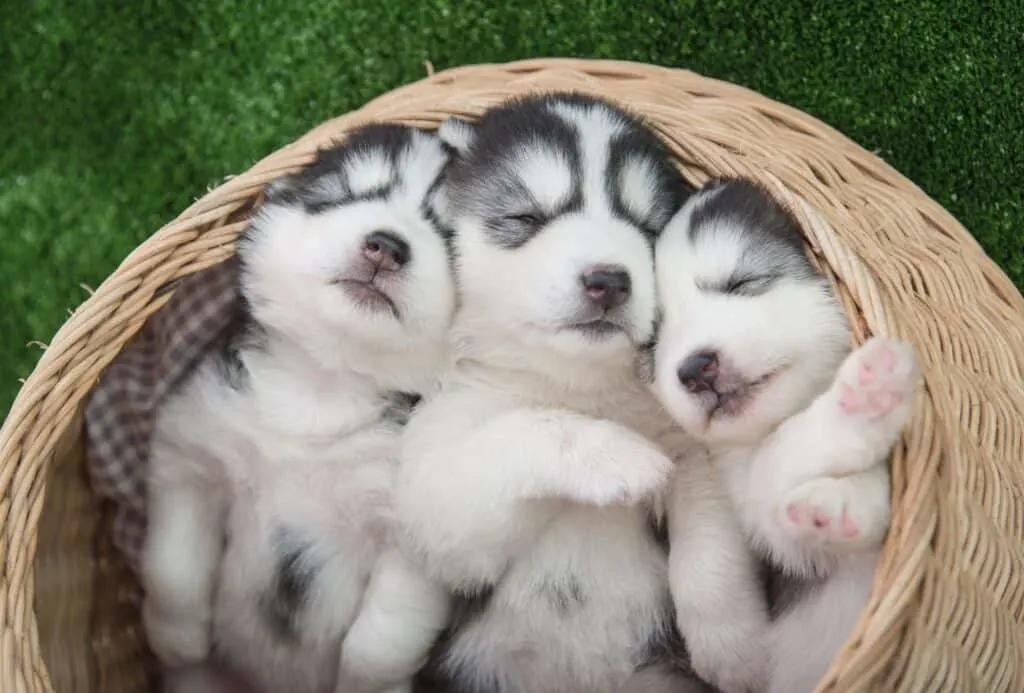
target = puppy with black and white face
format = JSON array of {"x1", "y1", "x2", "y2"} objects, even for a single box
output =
[
  {"x1": 393, "y1": 93, "x2": 712, "y2": 693},
  {"x1": 652, "y1": 178, "x2": 920, "y2": 693},
  {"x1": 142, "y1": 124, "x2": 457, "y2": 693}
]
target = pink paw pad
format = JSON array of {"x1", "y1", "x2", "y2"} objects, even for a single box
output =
[
  {"x1": 837, "y1": 340, "x2": 916, "y2": 418},
  {"x1": 784, "y1": 500, "x2": 861, "y2": 540},
  {"x1": 839, "y1": 508, "x2": 861, "y2": 539},
  {"x1": 786, "y1": 503, "x2": 805, "y2": 524},
  {"x1": 857, "y1": 346, "x2": 896, "y2": 386},
  {"x1": 838, "y1": 384, "x2": 859, "y2": 413},
  {"x1": 811, "y1": 509, "x2": 829, "y2": 528}
]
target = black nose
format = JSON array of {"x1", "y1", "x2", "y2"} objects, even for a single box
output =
[
  {"x1": 363, "y1": 231, "x2": 410, "y2": 270},
  {"x1": 580, "y1": 266, "x2": 631, "y2": 310},
  {"x1": 677, "y1": 351, "x2": 720, "y2": 393}
]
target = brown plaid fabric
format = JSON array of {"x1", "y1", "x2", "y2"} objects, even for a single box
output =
[{"x1": 84, "y1": 258, "x2": 240, "y2": 577}]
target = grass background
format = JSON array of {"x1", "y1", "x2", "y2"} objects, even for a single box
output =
[{"x1": 1, "y1": 0, "x2": 1021, "y2": 419}]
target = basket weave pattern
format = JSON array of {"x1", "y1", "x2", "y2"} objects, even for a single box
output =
[{"x1": 2, "y1": 58, "x2": 1023, "y2": 693}]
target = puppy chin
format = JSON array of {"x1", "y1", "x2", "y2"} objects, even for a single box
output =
[
  {"x1": 544, "y1": 322, "x2": 643, "y2": 367},
  {"x1": 702, "y1": 405, "x2": 776, "y2": 448},
  {"x1": 653, "y1": 375, "x2": 769, "y2": 447},
  {"x1": 314, "y1": 298, "x2": 407, "y2": 351}
]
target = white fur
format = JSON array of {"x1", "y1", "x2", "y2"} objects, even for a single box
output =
[
  {"x1": 394, "y1": 97, "x2": 708, "y2": 693},
  {"x1": 161, "y1": 663, "x2": 255, "y2": 693},
  {"x1": 652, "y1": 182, "x2": 920, "y2": 693},
  {"x1": 142, "y1": 127, "x2": 457, "y2": 693}
]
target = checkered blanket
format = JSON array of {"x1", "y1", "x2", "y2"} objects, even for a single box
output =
[{"x1": 84, "y1": 258, "x2": 240, "y2": 575}]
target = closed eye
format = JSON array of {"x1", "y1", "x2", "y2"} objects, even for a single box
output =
[
  {"x1": 484, "y1": 210, "x2": 551, "y2": 248},
  {"x1": 724, "y1": 275, "x2": 773, "y2": 296},
  {"x1": 504, "y1": 212, "x2": 545, "y2": 226},
  {"x1": 698, "y1": 275, "x2": 775, "y2": 296}
]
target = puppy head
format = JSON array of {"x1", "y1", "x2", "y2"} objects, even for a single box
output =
[
  {"x1": 652, "y1": 178, "x2": 851, "y2": 446},
  {"x1": 438, "y1": 92, "x2": 689, "y2": 384},
  {"x1": 238, "y1": 124, "x2": 456, "y2": 381}
]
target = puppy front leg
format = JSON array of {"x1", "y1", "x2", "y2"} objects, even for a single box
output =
[
  {"x1": 141, "y1": 474, "x2": 225, "y2": 666},
  {"x1": 335, "y1": 547, "x2": 450, "y2": 693},
  {"x1": 397, "y1": 408, "x2": 674, "y2": 589},
  {"x1": 746, "y1": 338, "x2": 919, "y2": 564},
  {"x1": 667, "y1": 457, "x2": 769, "y2": 693}
]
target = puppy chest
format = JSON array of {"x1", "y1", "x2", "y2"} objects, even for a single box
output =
[{"x1": 225, "y1": 426, "x2": 398, "y2": 512}]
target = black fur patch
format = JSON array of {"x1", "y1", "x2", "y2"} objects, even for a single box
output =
[
  {"x1": 635, "y1": 601, "x2": 694, "y2": 674},
  {"x1": 688, "y1": 178, "x2": 803, "y2": 251},
  {"x1": 538, "y1": 573, "x2": 587, "y2": 613},
  {"x1": 260, "y1": 526, "x2": 323, "y2": 642},
  {"x1": 416, "y1": 583, "x2": 498, "y2": 693},
  {"x1": 264, "y1": 124, "x2": 415, "y2": 215},
  {"x1": 634, "y1": 308, "x2": 663, "y2": 386},
  {"x1": 415, "y1": 664, "x2": 500, "y2": 693},
  {"x1": 445, "y1": 582, "x2": 496, "y2": 633},
  {"x1": 381, "y1": 390, "x2": 422, "y2": 427},
  {"x1": 764, "y1": 561, "x2": 823, "y2": 620},
  {"x1": 421, "y1": 153, "x2": 458, "y2": 250},
  {"x1": 216, "y1": 337, "x2": 248, "y2": 390},
  {"x1": 645, "y1": 504, "x2": 671, "y2": 553},
  {"x1": 213, "y1": 293, "x2": 266, "y2": 391}
]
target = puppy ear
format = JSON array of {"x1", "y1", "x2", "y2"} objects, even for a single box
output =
[{"x1": 437, "y1": 116, "x2": 477, "y2": 156}]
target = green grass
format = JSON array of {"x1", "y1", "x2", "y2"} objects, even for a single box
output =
[{"x1": 1, "y1": 0, "x2": 1021, "y2": 418}]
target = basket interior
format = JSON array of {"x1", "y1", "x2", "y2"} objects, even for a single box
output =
[{"x1": 35, "y1": 417, "x2": 148, "y2": 693}]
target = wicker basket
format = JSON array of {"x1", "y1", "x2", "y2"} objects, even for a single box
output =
[{"x1": 3, "y1": 58, "x2": 1023, "y2": 693}]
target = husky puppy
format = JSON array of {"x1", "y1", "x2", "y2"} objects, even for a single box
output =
[
  {"x1": 141, "y1": 124, "x2": 457, "y2": 693},
  {"x1": 392, "y1": 93, "x2": 713, "y2": 693},
  {"x1": 651, "y1": 178, "x2": 921, "y2": 693}
]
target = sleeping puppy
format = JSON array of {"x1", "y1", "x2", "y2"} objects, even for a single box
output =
[
  {"x1": 392, "y1": 92, "x2": 714, "y2": 693},
  {"x1": 651, "y1": 177, "x2": 921, "y2": 693},
  {"x1": 141, "y1": 123, "x2": 457, "y2": 693}
]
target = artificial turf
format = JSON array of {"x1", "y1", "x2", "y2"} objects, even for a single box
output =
[{"x1": 1, "y1": 0, "x2": 1021, "y2": 417}]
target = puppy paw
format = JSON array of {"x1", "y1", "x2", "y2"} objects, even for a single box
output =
[
  {"x1": 683, "y1": 618, "x2": 769, "y2": 693},
  {"x1": 834, "y1": 338, "x2": 919, "y2": 423},
  {"x1": 568, "y1": 422, "x2": 675, "y2": 506},
  {"x1": 780, "y1": 473, "x2": 890, "y2": 551},
  {"x1": 143, "y1": 598, "x2": 211, "y2": 667}
]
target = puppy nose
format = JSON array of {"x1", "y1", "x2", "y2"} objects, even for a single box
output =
[
  {"x1": 580, "y1": 266, "x2": 631, "y2": 310},
  {"x1": 677, "y1": 351, "x2": 719, "y2": 393},
  {"x1": 363, "y1": 231, "x2": 410, "y2": 271}
]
